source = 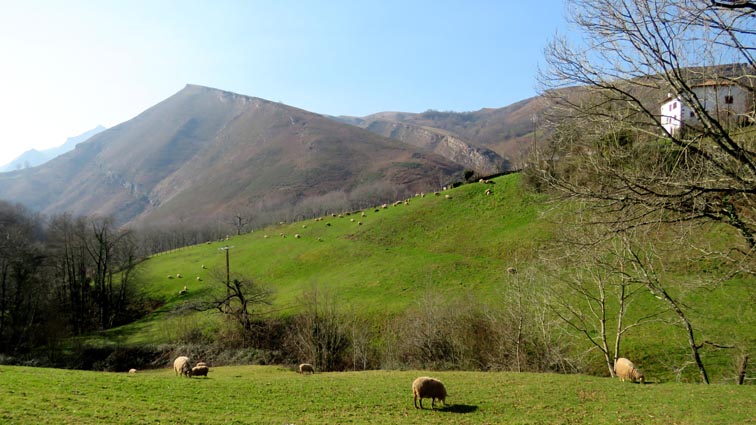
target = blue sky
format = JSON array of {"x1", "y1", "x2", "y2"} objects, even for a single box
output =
[{"x1": 0, "y1": 0, "x2": 567, "y2": 165}]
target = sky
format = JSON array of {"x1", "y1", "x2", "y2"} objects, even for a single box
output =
[{"x1": 0, "y1": 0, "x2": 568, "y2": 166}]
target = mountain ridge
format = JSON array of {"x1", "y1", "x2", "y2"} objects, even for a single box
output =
[{"x1": 0, "y1": 85, "x2": 465, "y2": 226}]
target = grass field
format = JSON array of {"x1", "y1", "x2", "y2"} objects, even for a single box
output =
[{"x1": 2, "y1": 365, "x2": 755, "y2": 424}]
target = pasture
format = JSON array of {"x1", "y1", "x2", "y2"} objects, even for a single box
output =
[{"x1": 1, "y1": 365, "x2": 755, "y2": 424}]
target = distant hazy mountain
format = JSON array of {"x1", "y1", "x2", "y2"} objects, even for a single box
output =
[
  {"x1": 0, "y1": 125, "x2": 106, "y2": 172},
  {"x1": 0, "y1": 85, "x2": 463, "y2": 226}
]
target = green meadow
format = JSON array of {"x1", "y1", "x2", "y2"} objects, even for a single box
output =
[
  {"x1": 2, "y1": 365, "x2": 756, "y2": 424},
  {"x1": 82, "y1": 173, "x2": 756, "y2": 383}
]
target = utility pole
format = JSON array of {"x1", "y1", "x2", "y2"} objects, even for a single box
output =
[{"x1": 219, "y1": 245, "x2": 234, "y2": 301}]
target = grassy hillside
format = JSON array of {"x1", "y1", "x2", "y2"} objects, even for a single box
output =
[
  {"x1": 89, "y1": 173, "x2": 756, "y2": 383},
  {"x1": 2, "y1": 365, "x2": 756, "y2": 424},
  {"x1": 109, "y1": 174, "x2": 546, "y2": 338}
]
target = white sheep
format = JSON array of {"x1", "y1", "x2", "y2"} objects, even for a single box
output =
[
  {"x1": 614, "y1": 357, "x2": 645, "y2": 383},
  {"x1": 485, "y1": 188, "x2": 492, "y2": 196},
  {"x1": 176, "y1": 273, "x2": 183, "y2": 278},
  {"x1": 298, "y1": 363, "x2": 315, "y2": 374},
  {"x1": 191, "y1": 365, "x2": 209, "y2": 378},
  {"x1": 174, "y1": 356, "x2": 192, "y2": 377},
  {"x1": 179, "y1": 285, "x2": 188, "y2": 295},
  {"x1": 196, "y1": 276, "x2": 202, "y2": 281},
  {"x1": 295, "y1": 234, "x2": 301, "y2": 238},
  {"x1": 128, "y1": 368, "x2": 137, "y2": 374},
  {"x1": 412, "y1": 377, "x2": 447, "y2": 409}
]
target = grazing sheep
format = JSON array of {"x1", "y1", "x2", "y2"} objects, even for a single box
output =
[
  {"x1": 295, "y1": 234, "x2": 301, "y2": 239},
  {"x1": 445, "y1": 194, "x2": 452, "y2": 200},
  {"x1": 358, "y1": 221, "x2": 363, "y2": 226},
  {"x1": 434, "y1": 192, "x2": 440, "y2": 196},
  {"x1": 298, "y1": 363, "x2": 315, "y2": 374},
  {"x1": 506, "y1": 267, "x2": 517, "y2": 274},
  {"x1": 201, "y1": 264, "x2": 207, "y2": 269},
  {"x1": 191, "y1": 365, "x2": 209, "y2": 378},
  {"x1": 128, "y1": 368, "x2": 137, "y2": 374},
  {"x1": 614, "y1": 357, "x2": 645, "y2": 383},
  {"x1": 382, "y1": 204, "x2": 388, "y2": 209},
  {"x1": 167, "y1": 275, "x2": 174, "y2": 279},
  {"x1": 196, "y1": 276, "x2": 202, "y2": 281},
  {"x1": 317, "y1": 237, "x2": 323, "y2": 242},
  {"x1": 350, "y1": 218, "x2": 355, "y2": 222},
  {"x1": 174, "y1": 356, "x2": 192, "y2": 377},
  {"x1": 485, "y1": 188, "x2": 492, "y2": 196},
  {"x1": 179, "y1": 286, "x2": 188, "y2": 295},
  {"x1": 302, "y1": 224, "x2": 307, "y2": 228},
  {"x1": 176, "y1": 273, "x2": 182, "y2": 278},
  {"x1": 412, "y1": 377, "x2": 447, "y2": 409},
  {"x1": 361, "y1": 212, "x2": 367, "y2": 217}
]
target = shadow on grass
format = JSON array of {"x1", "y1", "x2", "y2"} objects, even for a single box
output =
[{"x1": 436, "y1": 404, "x2": 478, "y2": 414}]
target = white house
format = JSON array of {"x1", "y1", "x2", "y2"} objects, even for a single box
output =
[{"x1": 660, "y1": 80, "x2": 753, "y2": 134}]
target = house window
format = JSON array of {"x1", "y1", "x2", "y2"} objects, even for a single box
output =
[
  {"x1": 690, "y1": 111, "x2": 695, "y2": 118},
  {"x1": 673, "y1": 102, "x2": 678, "y2": 109},
  {"x1": 725, "y1": 95, "x2": 734, "y2": 104}
]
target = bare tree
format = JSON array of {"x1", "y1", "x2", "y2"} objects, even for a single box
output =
[
  {"x1": 539, "y1": 0, "x2": 756, "y2": 251},
  {"x1": 188, "y1": 272, "x2": 274, "y2": 339},
  {"x1": 537, "y1": 0, "x2": 756, "y2": 383}
]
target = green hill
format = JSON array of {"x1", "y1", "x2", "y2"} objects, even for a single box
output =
[{"x1": 89, "y1": 173, "x2": 756, "y2": 383}]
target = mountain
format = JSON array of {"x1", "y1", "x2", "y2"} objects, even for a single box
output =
[
  {"x1": 334, "y1": 116, "x2": 509, "y2": 175},
  {"x1": 334, "y1": 95, "x2": 546, "y2": 170},
  {"x1": 0, "y1": 85, "x2": 464, "y2": 226},
  {"x1": 0, "y1": 125, "x2": 106, "y2": 172}
]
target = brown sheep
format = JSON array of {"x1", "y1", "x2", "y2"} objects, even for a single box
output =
[
  {"x1": 191, "y1": 365, "x2": 209, "y2": 378},
  {"x1": 615, "y1": 357, "x2": 645, "y2": 383},
  {"x1": 298, "y1": 363, "x2": 315, "y2": 374},
  {"x1": 412, "y1": 377, "x2": 447, "y2": 409},
  {"x1": 173, "y1": 356, "x2": 191, "y2": 377}
]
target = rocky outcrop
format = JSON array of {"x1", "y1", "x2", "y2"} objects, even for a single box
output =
[{"x1": 364, "y1": 120, "x2": 508, "y2": 175}]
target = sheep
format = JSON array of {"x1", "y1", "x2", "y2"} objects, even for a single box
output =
[
  {"x1": 445, "y1": 194, "x2": 452, "y2": 200},
  {"x1": 358, "y1": 221, "x2": 363, "y2": 226},
  {"x1": 506, "y1": 267, "x2": 517, "y2": 274},
  {"x1": 196, "y1": 276, "x2": 202, "y2": 281},
  {"x1": 167, "y1": 275, "x2": 174, "y2": 279},
  {"x1": 176, "y1": 273, "x2": 183, "y2": 278},
  {"x1": 128, "y1": 368, "x2": 137, "y2": 374},
  {"x1": 485, "y1": 188, "x2": 493, "y2": 196},
  {"x1": 295, "y1": 234, "x2": 301, "y2": 239},
  {"x1": 412, "y1": 377, "x2": 447, "y2": 409},
  {"x1": 302, "y1": 224, "x2": 307, "y2": 228},
  {"x1": 361, "y1": 212, "x2": 367, "y2": 217},
  {"x1": 350, "y1": 218, "x2": 355, "y2": 222},
  {"x1": 179, "y1": 285, "x2": 188, "y2": 295},
  {"x1": 174, "y1": 356, "x2": 192, "y2": 377},
  {"x1": 614, "y1": 357, "x2": 645, "y2": 383},
  {"x1": 434, "y1": 192, "x2": 440, "y2": 196},
  {"x1": 191, "y1": 365, "x2": 209, "y2": 378},
  {"x1": 201, "y1": 264, "x2": 207, "y2": 269},
  {"x1": 298, "y1": 363, "x2": 315, "y2": 374}
]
